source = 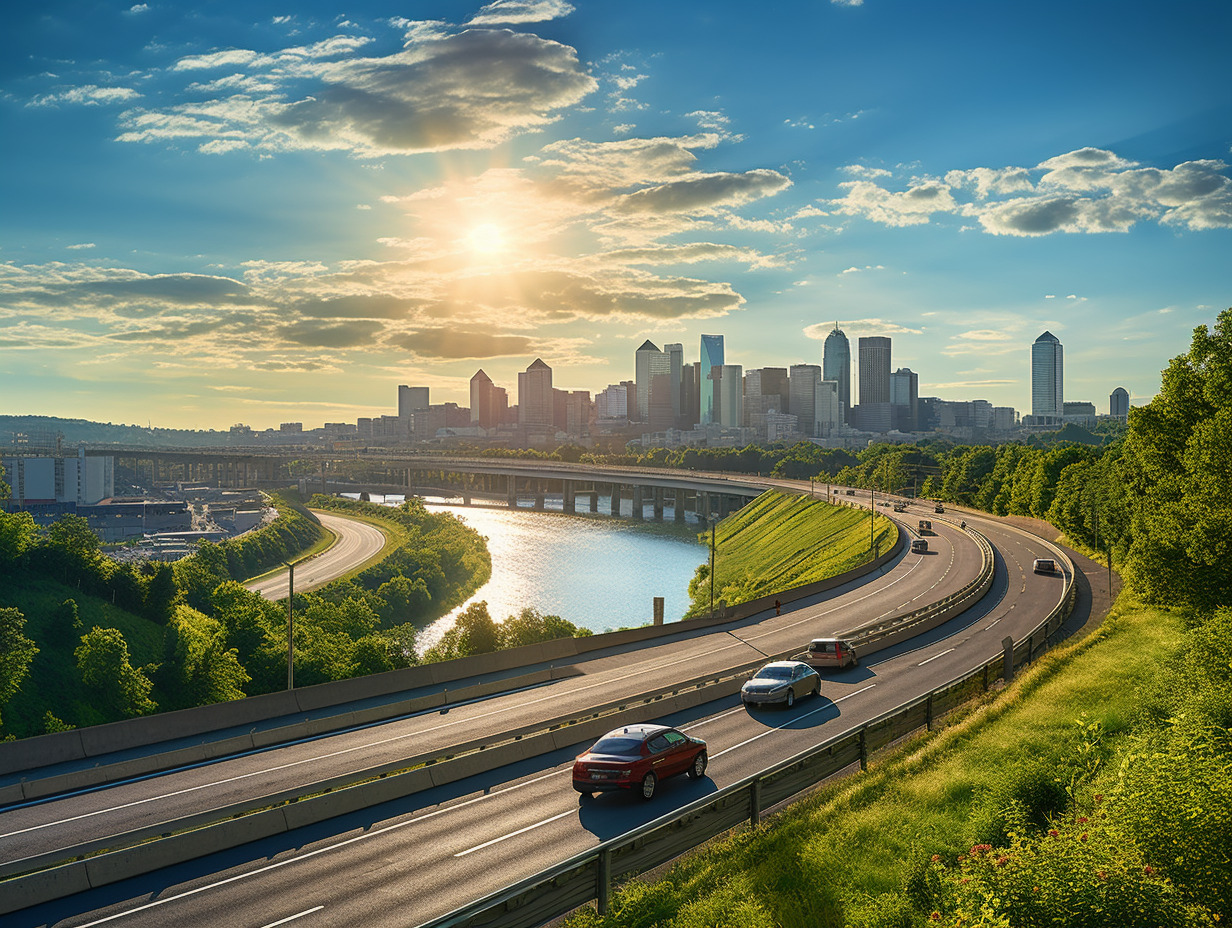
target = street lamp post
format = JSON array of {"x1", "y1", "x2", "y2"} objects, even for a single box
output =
[
  {"x1": 709, "y1": 518, "x2": 717, "y2": 617},
  {"x1": 284, "y1": 560, "x2": 296, "y2": 690}
]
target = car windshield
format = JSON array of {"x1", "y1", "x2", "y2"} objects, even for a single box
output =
[
  {"x1": 755, "y1": 666, "x2": 792, "y2": 680},
  {"x1": 589, "y1": 736, "x2": 643, "y2": 755}
]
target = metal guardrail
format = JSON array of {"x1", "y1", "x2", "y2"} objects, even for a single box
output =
[{"x1": 419, "y1": 547, "x2": 1076, "y2": 928}]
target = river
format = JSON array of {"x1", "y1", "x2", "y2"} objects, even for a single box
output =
[{"x1": 416, "y1": 498, "x2": 709, "y2": 649}]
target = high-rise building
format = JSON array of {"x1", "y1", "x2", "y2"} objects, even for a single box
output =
[
  {"x1": 699, "y1": 334, "x2": 724, "y2": 425},
  {"x1": 1031, "y1": 331, "x2": 1064, "y2": 419},
  {"x1": 815, "y1": 380, "x2": 842, "y2": 437},
  {"x1": 890, "y1": 367, "x2": 919, "y2": 431},
  {"x1": 635, "y1": 340, "x2": 668, "y2": 422},
  {"x1": 823, "y1": 323, "x2": 851, "y2": 422},
  {"x1": 470, "y1": 369, "x2": 508, "y2": 429},
  {"x1": 517, "y1": 358, "x2": 554, "y2": 429},
  {"x1": 665, "y1": 342, "x2": 684, "y2": 425},
  {"x1": 397, "y1": 385, "x2": 430, "y2": 418},
  {"x1": 717, "y1": 364, "x2": 743, "y2": 429},
  {"x1": 1110, "y1": 386, "x2": 1129, "y2": 421},
  {"x1": 596, "y1": 383, "x2": 629, "y2": 420},
  {"x1": 858, "y1": 337, "x2": 892, "y2": 406},
  {"x1": 789, "y1": 364, "x2": 822, "y2": 436}
]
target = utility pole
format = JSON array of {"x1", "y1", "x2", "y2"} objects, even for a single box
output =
[{"x1": 285, "y1": 561, "x2": 296, "y2": 690}]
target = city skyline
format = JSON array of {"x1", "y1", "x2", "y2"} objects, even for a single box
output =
[{"x1": 2, "y1": 0, "x2": 1230, "y2": 430}]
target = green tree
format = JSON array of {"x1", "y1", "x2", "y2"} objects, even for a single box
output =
[
  {"x1": 1120, "y1": 308, "x2": 1232, "y2": 610},
  {"x1": 499, "y1": 607, "x2": 592, "y2": 648},
  {"x1": 74, "y1": 626, "x2": 157, "y2": 717},
  {"x1": 0, "y1": 510, "x2": 37, "y2": 563},
  {"x1": 0, "y1": 607, "x2": 38, "y2": 731},
  {"x1": 422, "y1": 601, "x2": 499, "y2": 662}
]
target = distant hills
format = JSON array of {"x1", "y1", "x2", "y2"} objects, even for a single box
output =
[{"x1": 0, "y1": 415, "x2": 232, "y2": 450}]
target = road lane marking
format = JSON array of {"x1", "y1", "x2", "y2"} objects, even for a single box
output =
[
  {"x1": 454, "y1": 810, "x2": 575, "y2": 857},
  {"x1": 260, "y1": 906, "x2": 323, "y2": 928},
  {"x1": 984, "y1": 619, "x2": 1001, "y2": 630},
  {"x1": 918, "y1": 648, "x2": 955, "y2": 666},
  {"x1": 711, "y1": 684, "x2": 876, "y2": 760}
]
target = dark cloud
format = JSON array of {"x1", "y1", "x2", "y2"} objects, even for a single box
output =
[
  {"x1": 614, "y1": 169, "x2": 791, "y2": 214},
  {"x1": 277, "y1": 319, "x2": 384, "y2": 347},
  {"x1": 295, "y1": 295, "x2": 425, "y2": 319},
  {"x1": 79, "y1": 274, "x2": 252, "y2": 303},
  {"x1": 388, "y1": 329, "x2": 535, "y2": 359}
]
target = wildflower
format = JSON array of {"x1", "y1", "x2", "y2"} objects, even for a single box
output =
[
  {"x1": 1080, "y1": 833, "x2": 1088, "y2": 842},
  {"x1": 1093, "y1": 794, "x2": 1103, "y2": 803},
  {"x1": 1097, "y1": 870, "x2": 1108, "y2": 882},
  {"x1": 1076, "y1": 816, "x2": 1088, "y2": 824},
  {"x1": 930, "y1": 913, "x2": 941, "y2": 922},
  {"x1": 1144, "y1": 866, "x2": 1155, "y2": 877},
  {"x1": 1048, "y1": 829, "x2": 1060, "y2": 838},
  {"x1": 995, "y1": 856, "x2": 1009, "y2": 867},
  {"x1": 970, "y1": 844, "x2": 993, "y2": 856},
  {"x1": 932, "y1": 854, "x2": 942, "y2": 863}
]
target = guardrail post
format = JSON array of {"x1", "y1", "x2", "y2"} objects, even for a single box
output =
[
  {"x1": 1002, "y1": 636, "x2": 1015, "y2": 683},
  {"x1": 925, "y1": 693, "x2": 934, "y2": 731},
  {"x1": 597, "y1": 847, "x2": 611, "y2": 916},
  {"x1": 750, "y1": 778, "x2": 762, "y2": 825},
  {"x1": 858, "y1": 727, "x2": 868, "y2": 771},
  {"x1": 982, "y1": 662, "x2": 990, "y2": 691}
]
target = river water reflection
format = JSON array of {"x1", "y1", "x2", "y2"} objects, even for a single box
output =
[{"x1": 418, "y1": 499, "x2": 708, "y2": 649}]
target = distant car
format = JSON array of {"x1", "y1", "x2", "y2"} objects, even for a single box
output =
[
  {"x1": 911, "y1": 538, "x2": 929, "y2": 553},
  {"x1": 742, "y1": 660, "x2": 821, "y2": 708},
  {"x1": 918, "y1": 519, "x2": 932, "y2": 534},
  {"x1": 1033, "y1": 557, "x2": 1057, "y2": 574},
  {"x1": 572, "y1": 723, "x2": 707, "y2": 800},
  {"x1": 845, "y1": 489, "x2": 856, "y2": 496},
  {"x1": 893, "y1": 503, "x2": 907, "y2": 512},
  {"x1": 805, "y1": 638, "x2": 858, "y2": 669},
  {"x1": 934, "y1": 503, "x2": 945, "y2": 513}
]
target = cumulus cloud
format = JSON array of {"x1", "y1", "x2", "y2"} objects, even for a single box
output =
[
  {"x1": 614, "y1": 169, "x2": 791, "y2": 215},
  {"x1": 115, "y1": 22, "x2": 597, "y2": 157},
  {"x1": 389, "y1": 329, "x2": 536, "y2": 359},
  {"x1": 825, "y1": 148, "x2": 1232, "y2": 234}
]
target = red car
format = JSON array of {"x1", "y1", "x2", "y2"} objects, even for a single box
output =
[{"x1": 572, "y1": 723, "x2": 708, "y2": 800}]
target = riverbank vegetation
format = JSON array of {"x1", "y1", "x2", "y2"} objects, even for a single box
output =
[
  {"x1": 685, "y1": 491, "x2": 895, "y2": 617},
  {"x1": 0, "y1": 493, "x2": 494, "y2": 737}
]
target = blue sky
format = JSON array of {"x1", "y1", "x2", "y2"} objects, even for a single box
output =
[{"x1": 2, "y1": 0, "x2": 1229, "y2": 430}]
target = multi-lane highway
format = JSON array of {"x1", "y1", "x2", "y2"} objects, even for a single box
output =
[{"x1": 8, "y1": 497, "x2": 1075, "y2": 928}]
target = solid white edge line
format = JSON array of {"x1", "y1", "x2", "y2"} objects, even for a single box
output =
[
  {"x1": 917, "y1": 648, "x2": 955, "y2": 666},
  {"x1": 454, "y1": 810, "x2": 575, "y2": 858},
  {"x1": 260, "y1": 906, "x2": 324, "y2": 928}
]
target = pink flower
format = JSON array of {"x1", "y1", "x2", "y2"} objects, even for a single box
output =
[
  {"x1": 1080, "y1": 833, "x2": 1088, "y2": 842},
  {"x1": 1048, "y1": 829, "x2": 1060, "y2": 838},
  {"x1": 1144, "y1": 865, "x2": 1155, "y2": 877}
]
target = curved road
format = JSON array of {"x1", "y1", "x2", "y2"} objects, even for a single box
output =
[{"x1": 244, "y1": 511, "x2": 387, "y2": 600}]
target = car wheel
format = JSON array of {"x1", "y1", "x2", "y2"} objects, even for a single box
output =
[
  {"x1": 640, "y1": 772, "x2": 657, "y2": 801},
  {"x1": 687, "y1": 751, "x2": 708, "y2": 780},
  {"x1": 785, "y1": 689, "x2": 795, "y2": 708},
  {"x1": 812, "y1": 681, "x2": 821, "y2": 698}
]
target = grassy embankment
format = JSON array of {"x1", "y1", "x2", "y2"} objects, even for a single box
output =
[
  {"x1": 566, "y1": 594, "x2": 1230, "y2": 928},
  {"x1": 687, "y1": 490, "x2": 896, "y2": 616}
]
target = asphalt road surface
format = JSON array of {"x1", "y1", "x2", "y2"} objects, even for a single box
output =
[
  {"x1": 244, "y1": 511, "x2": 387, "y2": 600},
  {"x1": 11, "y1": 507, "x2": 1075, "y2": 928}
]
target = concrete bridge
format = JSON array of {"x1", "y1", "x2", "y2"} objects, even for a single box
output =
[{"x1": 105, "y1": 449, "x2": 766, "y2": 523}]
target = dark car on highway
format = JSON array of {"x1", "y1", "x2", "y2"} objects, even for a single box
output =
[
  {"x1": 572, "y1": 723, "x2": 707, "y2": 800},
  {"x1": 741, "y1": 660, "x2": 822, "y2": 708}
]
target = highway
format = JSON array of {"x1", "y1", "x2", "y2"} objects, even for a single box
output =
[
  {"x1": 10, "y1": 500, "x2": 1075, "y2": 928},
  {"x1": 244, "y1": 511, "x2": 387, "y2": 600}
]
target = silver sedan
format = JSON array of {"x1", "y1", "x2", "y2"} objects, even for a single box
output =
[{"x1": 741, "y1": 660, "x2": 821, "y2": 709}]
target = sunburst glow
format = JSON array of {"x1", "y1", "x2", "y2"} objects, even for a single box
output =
[{"x1": 466, "y1": 222, "x2": 507, "y2": 254}]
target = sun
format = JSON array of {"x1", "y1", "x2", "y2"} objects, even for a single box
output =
[{"x1": 466, "y1": 222, "x2": 506, "y2": 254}]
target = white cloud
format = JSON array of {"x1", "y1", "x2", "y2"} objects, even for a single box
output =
[
  {"x1": 831, "y1": 148, "x2": 1232, "y2": 234},
  {"x1": 467, "y1": 0, "x2": 575, "y2": 25},
  {"x1": 127, "y1": 4, "x2": 149, "y2": 13},
  {"x1": 29, "y1": 85, "x2": 141, "y2": 107},
  {"x1": 66, "y1": 243, "x2": 96, "y2": 250}
]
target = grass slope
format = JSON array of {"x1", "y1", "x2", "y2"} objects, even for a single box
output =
[
  {"x1": 690, "y1": 491, "x2": 896, "y2": 615},
  {"x1": 567, "y1": 597, "x2": 1185, "y2": 928}
]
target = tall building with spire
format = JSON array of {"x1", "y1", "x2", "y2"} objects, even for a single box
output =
[
  {"x1": 1031, "y1": 331, "x2": 1064, "y2": 419},
  {"x1": 822, "y1": 323, "x2": 851, "y2": 422},
  {"x1": 518, "y1": 358, "x2": 554, "y2": 429}
]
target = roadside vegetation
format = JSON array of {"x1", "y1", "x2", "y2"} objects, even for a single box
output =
[{"x1": 686, "y1": 491, "x2": 895, "y2": 617}]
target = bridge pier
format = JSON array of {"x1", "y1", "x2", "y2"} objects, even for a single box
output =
[
  {"x1": 563, "y1": 480, "x2": 576, "y2": 513},
  {"x1": 674, "y1": 489, "x2": 686, "y2": 522},
  {"x1": 631, "y1": 486, "x2": 644, "y2": 521},
  {"x1": 609, "y1": 484, "x2": 621, "y2": 516},
  {"x1": 589, "y1": 488, "x2": 599, "y2": 513},
  {"x1": 534, "y1": 481, "x2": 545, "y2": 511},
  {"x1": 507, "y1": 477, "x2": 518, "y2": 508},
  {"x1": 653, "y1": 487, "x2": 664, "y2": 521}
]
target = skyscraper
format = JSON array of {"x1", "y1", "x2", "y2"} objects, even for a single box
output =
[
  {"x1": 1031, "y1": 331, "x2": 1064, "y2": 419},
  {"x1": 717, "y1": 364, "x2": 743, "y2": 429},
  {"x1": 789, "y1": 364, "x2": 821, "y2": 436},
  {"x1": 699, "y1": 334, "x2": 724, "y2": 425},
  {"x1": 397, "y1": 385, "x2": 430, "y2": 418},
  {"x1": 664, "y1": 342, "x2": 684, "y2": 424},
  {"x1": 1110, "y1": 386, "x2": 1129, "y2": 421},
  {"x1": 858, "y1": 337, "x2": 892, "y2": 405},
  {"x1": 518, "y1": 358, "x2": 553, "y2": 429},
  {"x1": 470, "y1": 370, "x2": 503, "y2": 429},
  {"x1": 823, "y1": 323, "x2": 851, "y2": 422},
  {"x1": 635, "y1": 340, "x2": 668, "y2": 422},
  {"x1": 890, "y1": 367, "x2": 919, "y2": 431}
]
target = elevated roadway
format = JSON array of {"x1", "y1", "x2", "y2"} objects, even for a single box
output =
[{"x1": 13, "y1": 498, "x2": 1073, "y2": 928}]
